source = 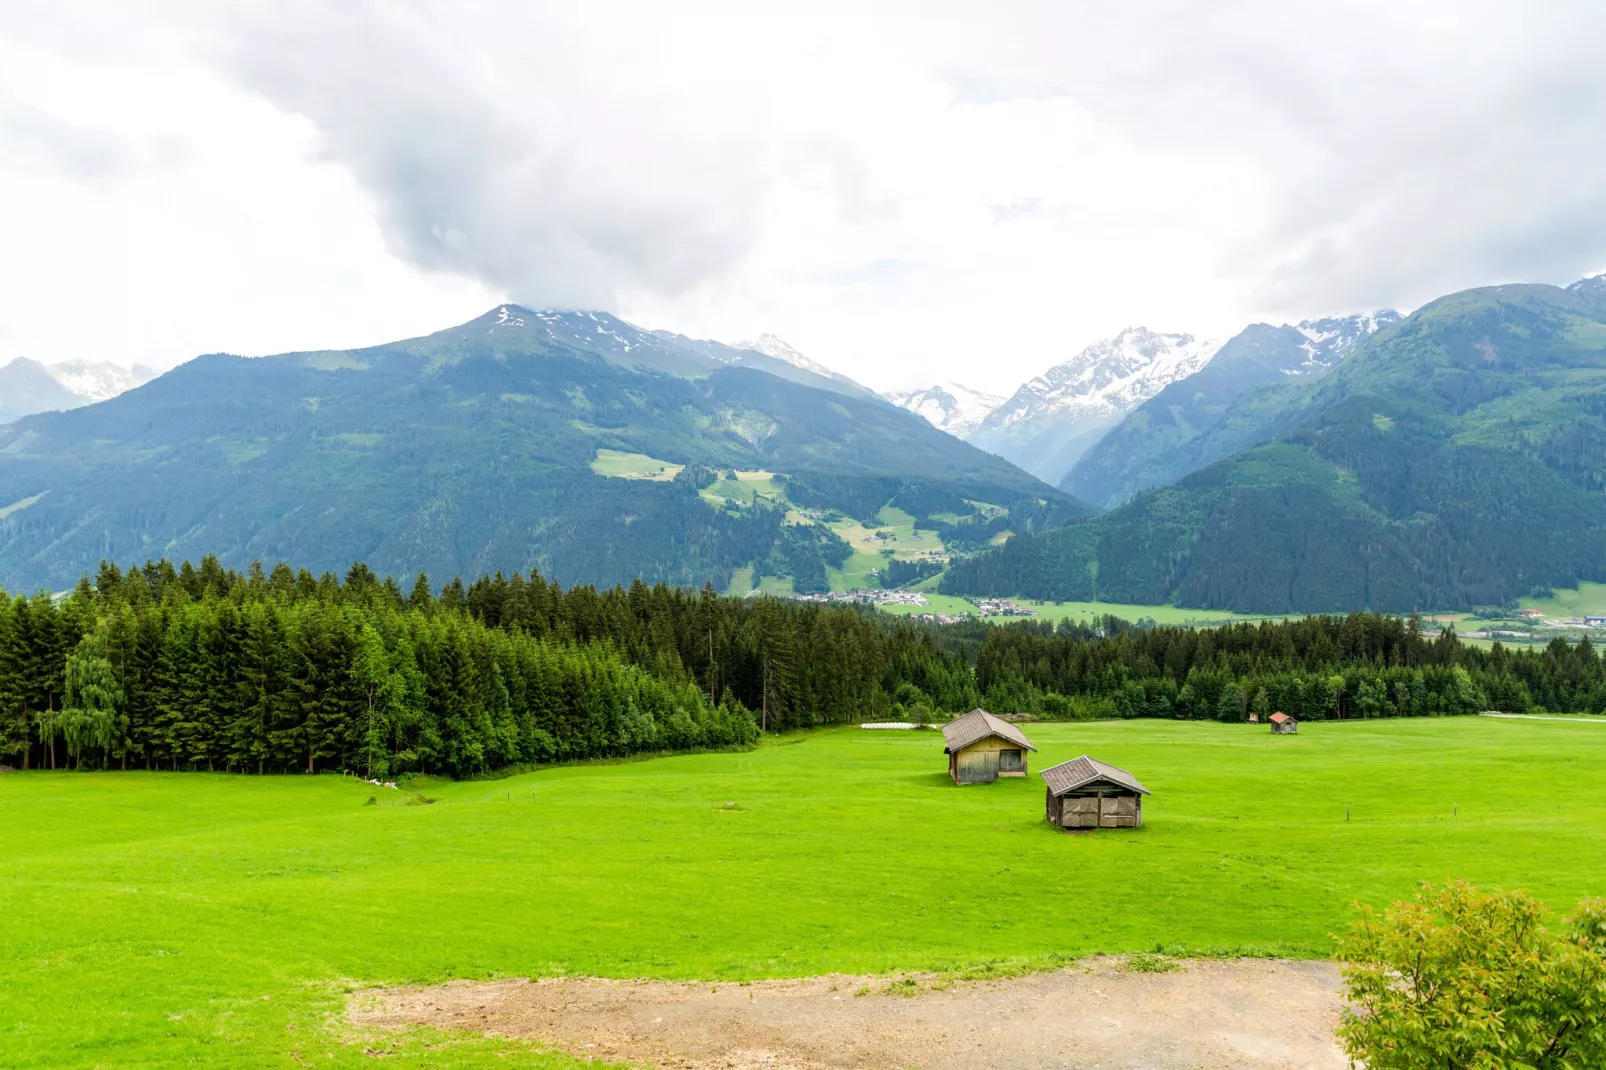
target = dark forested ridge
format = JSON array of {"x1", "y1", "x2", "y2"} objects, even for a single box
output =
[
  {"x1": 4, "y1": 557, "x2": 1603, "y2": 777},
  {"x1": 948, "y1": 278, "x2": 1606, "y2": 613},
  {"x1": 0, "y1": 306, "x2": 1061, "y2": 593}
]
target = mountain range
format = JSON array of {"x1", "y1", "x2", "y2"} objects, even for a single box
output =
[
  {"x1": 883, "y1": 381, "x2": 1004, "y2": 438},
  {"x1": 0, "y1": 357, "x2": 155, "y2": 423},
  {"x1": 944, "y1": 276, "x2": 1606, "y2": 613},
  {"x1": 964, "y1": 328, "x2": 1223, "y2": 484},
  {"x1": 0, "y1": 306, "x2": 1062, "y2": 593},
  {"x1": 1063, "y1": 311, "x2": 1399, "y2": 507}
]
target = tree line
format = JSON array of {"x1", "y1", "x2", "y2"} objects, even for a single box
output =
[
  {"x1": 4, "y1": 558, "x2": 1603, "y2": 777},
  {"x1": 0, "y1": 557, "x2": 977, "y2": 775},
  {"x1": 966, "y1": 612, "x2": 1606, "y2": 721}
]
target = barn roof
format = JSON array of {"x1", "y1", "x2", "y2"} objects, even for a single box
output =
[
  {"x1": 1040, "y1": 755, "x2": 1151, "y2": 797},
  {"x1": 1269, "y1": 712, "x2": 1293, "y2": 724},
  {"x1": 940, "y1": 709, "x2": 1036, "y2": 753}
]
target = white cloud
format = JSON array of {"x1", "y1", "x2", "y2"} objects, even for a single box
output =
[{"x1": 1, "y1": 1, "x2": 1604, "y2": 390}]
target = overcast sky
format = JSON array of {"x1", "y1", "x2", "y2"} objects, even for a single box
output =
[{"x1": 3, "y1": 1, "x2": 1604, "y2": 393}]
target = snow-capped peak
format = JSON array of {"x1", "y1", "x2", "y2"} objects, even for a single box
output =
[
  {"x1": 1568, "y1": 271, "x2": 1606, "y2": 299},
  {"x1": 44, "y1": 360, "x2": 156, "y2": 403},
  {"x1": 733, "y1": 334, "x2": 845, "y2": 381},
  {"x1": 1286, "y1": 310, "x2": 1400, "y2": 375},
  {"x1": 492, "y1": 305, "x2": 528, "y2": 328},
  {"x1": 886, "y1": 381, "x2": 1004, "y2": 438},
  {"x1": 984, "y1": 327, "x2": 1224, "y2": 431}
]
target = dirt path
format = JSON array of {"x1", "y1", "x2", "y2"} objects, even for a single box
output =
[{"x1": 350, "y1": 957, "x2": 1347, "y2": 1069}]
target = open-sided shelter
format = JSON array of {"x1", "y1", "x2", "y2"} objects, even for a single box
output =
[
  {"x1": 1270, "y1": 712, "x2": 1298, "y2": 734},
  {"x1": 1041, "y1": 755, "x2": 1151, "y2": 830},
  {"x1": 940, "y1": 709, "x2": 1036, "y2": 784}
]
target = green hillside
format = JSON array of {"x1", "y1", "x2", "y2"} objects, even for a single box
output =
[
  {"x1": 0, "y1": 306, "x2": 1067, "y2": 592},
  {"x1": 947, "y1": 279, "x2": 1606, "y2": 612}
]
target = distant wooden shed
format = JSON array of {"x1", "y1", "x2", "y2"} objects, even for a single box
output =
[
  {"x1": 1041, "y1": 755, "x2": 1151, "y2": 830},
  {"x1": 1270, "y1": 712, "x2": 1298, "y2": 734},
  {"x1": 941, "y1": 709, "x2": 1036, "y2": 784}
]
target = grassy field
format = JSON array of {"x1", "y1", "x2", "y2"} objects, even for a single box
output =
[
  {"x1": 1520, "y1": 581, "x2": 1606, "y2": 618},
  {"x1": 873, "y1": 595, "x2": 1288, "y2": 626},
  {"x1": 823, "y1": 505, "x2": 945, "y2": 591},
  {"x1": 1016, "y1": 600, "x2": 1304, "y2": 626},
  {"x1": 6, "y1": 718, "x2": 1606, "y2": 1068},
  {"x1": 589, "y1": 449, "x2": 683, "y2": 481}
]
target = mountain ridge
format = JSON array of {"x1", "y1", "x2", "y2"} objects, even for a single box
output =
[
  {"x1": 967, "y1": 327, "x2": 1223, "y2": 484},
  {"x1": 0, "y1": 356, "x2": 156, "y2": 423},
  {"x1": 945, "y1": 279, "x2": 1606, "y2": 613},
  {"x1": 0, "y1": 306, "x2": 1062, "y2": 593},
  {"x1": 1064, "y1": 310, "x2": 1398, "y2": 507},
  {"x1": 885, "y1": 380, "x2": 1004, "y2": 438}
]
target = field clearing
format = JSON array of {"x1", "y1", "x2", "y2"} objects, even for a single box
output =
[
  {"x1": 4, "y1": 718, "x2": 1605, "y2": 1067},
  {"x1": 823, "y1": 505, "x2": 945, "y2": 592},
  {"x1": 873, "y1": 595, "x2": 1291, "y2": 626},
  {"x1": 1520, "y1": 580, "x2": 1606, "y2": 618},
  {"x1": 589, "y1": 449, "x2": 683, "y2": 481},
  {"x1": 1015, "y1": 600, "x2": 1291, "y2": 626}
]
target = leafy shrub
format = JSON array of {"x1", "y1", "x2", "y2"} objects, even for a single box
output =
[{"x1": 1337, "y1": 881, "x2": 1606, "y2": 1069}]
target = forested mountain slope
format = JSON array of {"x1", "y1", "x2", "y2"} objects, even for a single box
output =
[
  {"x1": 946, "y1": 280, "x2": 1606, "y2": 613},
  {"x1": 0, "y1": 306, "x2": 1063, "y2": 592},
  {"x1": 1065, "y1": 312, "x2": 1396, "y2": 507}
]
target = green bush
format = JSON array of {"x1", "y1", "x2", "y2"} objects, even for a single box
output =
[{"x1": 1337, "y1": 881, "x2": 1606, "y2": 1068}]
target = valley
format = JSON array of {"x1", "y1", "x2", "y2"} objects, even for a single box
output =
[{"x1": 8, "y1": 13, "x2": 1606, "y2": 1069}]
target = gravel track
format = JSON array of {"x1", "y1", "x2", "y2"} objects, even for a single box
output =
[{"x1": 350, "y1": 957, "x2": 1347, "y2": 1069}]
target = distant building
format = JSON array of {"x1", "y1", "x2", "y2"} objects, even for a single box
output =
[
  {"x1": 1586, "y1": 616, "x2": 1606, "y2": 626},
  {"x1": 1519, "y1": 609, "x2": 1545, "y2": 618},
  {"x1": 1270, "y1": 712, "x2": 1298, "y2": 734},
  {"x1": 1041, "y1": 755, "x2": 1151, "y2": 830},
  {"x1": 940, "y1": 709, "x2": 1036, "y2": 784}
]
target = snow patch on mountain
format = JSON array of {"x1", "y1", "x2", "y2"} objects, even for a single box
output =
[
  {"x1": 734, "y1": 334, "x2": 848, "y2": 382},
  {"x1": 46, "y1": 360, "x2": 157, "y2": 402},
  {"x1": 1287, "y1": 310, "x2": 1400, "y2": 375},
  {"x1": 984, "y1": 327, "x2": 1224, "y2": 432},
  {"x1": 886, "y1": 381, "x2": 1004, "y2": 438}
]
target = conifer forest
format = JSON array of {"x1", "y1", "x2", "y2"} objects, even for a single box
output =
[{"x1": 4, "y1": 557, "x2": 1602, "y2": 776}]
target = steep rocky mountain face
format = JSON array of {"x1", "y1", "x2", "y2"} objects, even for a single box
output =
[
  {"x1": 885, "y1": 381, "x2": 1004, "y2": 439},
  {"x1": 945, "y1": 281, "x2": 1606, "y2": 613},
  {"x1": 1065, "y1": 311, "x2": 1398, "y2": 507},
  {"x1": 0, "y1": 305, "x2": 1059, "y2": 592},
  {"x1": 0, "y1": 357, "x2": 155, "y2": 423},
  {"x1": 968, "y1": 327, "x2": 1223, "y2": 484}
]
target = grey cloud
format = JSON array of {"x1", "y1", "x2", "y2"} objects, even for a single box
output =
[
  {"x1": 982, "y1": 1, "x2": 1606, "y2": 313},
  {"x1": 207, "y1": 2, "x2": 767, "y2": 311}
]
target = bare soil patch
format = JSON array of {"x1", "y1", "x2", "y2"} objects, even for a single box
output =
[{"x1": 350, "y1": 957, "x2": 1346, "y2": 1069}]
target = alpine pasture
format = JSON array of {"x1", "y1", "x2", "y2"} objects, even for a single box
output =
[{"x1": 5, "y1": 717, "x2": 1606, "y2": 1068}]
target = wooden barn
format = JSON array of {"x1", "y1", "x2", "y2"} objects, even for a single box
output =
[
  {"x1": 941, "y1": 709, "x2": 1036, "y2": 784},
  {"x1": 1270, "y1": 712, "x2": 1298, "y2": 734},
  {"x1": 1041, "y1": 755, "x2": 1151, "y2": 830}
]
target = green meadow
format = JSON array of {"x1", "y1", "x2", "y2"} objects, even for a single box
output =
[
  {"x1": 873, "y1": 594, "x2": 1287, "y2": 626},
  {"x1": 5, "y1": 718, "x2": 1606, "y2": 1067}
]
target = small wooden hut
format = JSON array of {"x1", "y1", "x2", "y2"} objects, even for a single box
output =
[
  {"x1": 1270, "y1": 712, "x2": 1298, "y2": 734},
  {"x1": 1041, "y1": 755, "x2": 1151, "y2": 830},
  {"x1": 940, "y1": 709, "x2": 1036, "y2": 784}
]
